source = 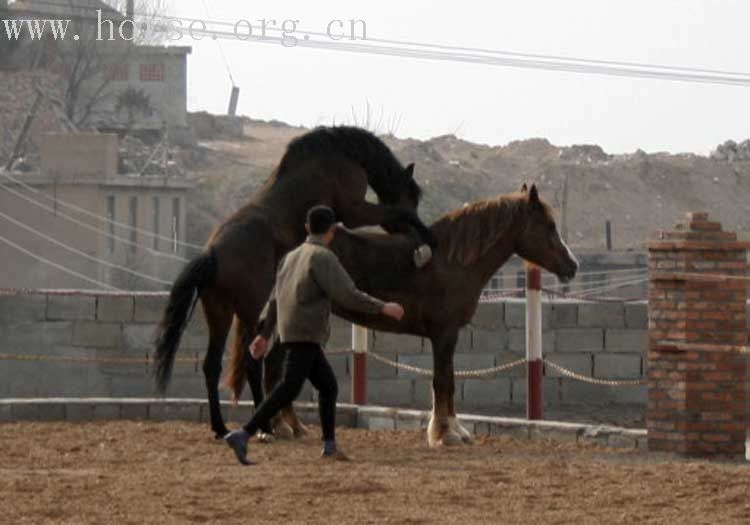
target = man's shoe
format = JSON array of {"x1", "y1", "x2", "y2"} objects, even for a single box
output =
[
  {"x1": 224, "y1": 430, "x2": 253, "y2": 465},
  {"x1": 320, "y1": 449, "x2": 351, "y2": 462}
]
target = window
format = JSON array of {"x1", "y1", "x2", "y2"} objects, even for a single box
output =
[
  {"x1": 172, "y1": 197, "x2": 180, "y2": 254},
  {"x1": 104, "y1": 63, "x2": 129, "y2": 81},
  {"x1": 106, "y1": 195, "x2": 116, "y2": 254},
  {"x1": 129, "y1": 196, "x2": 138, "y2": 253},
  {"x1": 140, "y1": 63, "x2": 165, "y2": 82},
  {"x1": 152, "y1": 196, "x2": 160, "y2": 251}
]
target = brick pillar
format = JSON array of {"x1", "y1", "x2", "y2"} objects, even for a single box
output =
[{"x1": 647, "y1": 212, "x2": 748, "y2": 457}]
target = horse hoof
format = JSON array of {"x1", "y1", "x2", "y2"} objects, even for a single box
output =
[
  {"x1": 413, "y1": 244, "x2": 432, "y2": 268},
  {"x1": 438, "y1": 430, "x2": 464, "y2": 447},
  {"x1": 257, "y1": 431, "x2": 276, "y2": 444},
  {"x1": 428, "y1": 432, "x2": 463, "y2": 448},
  {"x1": 273, "y1": 421, "x2": 295, "y2": 440},
  {"x1": 292, "y1": 422, "x2": 309, "y2": 438}
]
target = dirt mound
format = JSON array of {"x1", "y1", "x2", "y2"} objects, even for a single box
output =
[{"x1": 183, "y1": 116, "x2": 750, "y2": 250}]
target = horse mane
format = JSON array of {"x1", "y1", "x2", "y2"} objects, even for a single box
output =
[
  {"x1": 277, "y1": 126, "x2": 422, "y2": 203},
  {"x1": 432, "y1": 194, "x2": 531, "y2": 266}
]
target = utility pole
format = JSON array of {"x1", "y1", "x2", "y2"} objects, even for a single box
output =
[
  {"x1": 560, "y1": 172, "x2": 569, "y2": 242},
  {"x1": 228, "y1": 86, "x2": 240, "y2": 116}
]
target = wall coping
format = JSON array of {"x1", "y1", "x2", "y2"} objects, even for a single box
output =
[{"x1": 0, "y1": 398, "x2": 648, "y2": 450}]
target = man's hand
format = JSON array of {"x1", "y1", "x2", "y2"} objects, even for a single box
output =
[
  {"x1": 381, "y1": 302, "x2": 405, "y2": 321},
  {"x1": 250, "y1": 335, "x2": 269, "y2": 359}
]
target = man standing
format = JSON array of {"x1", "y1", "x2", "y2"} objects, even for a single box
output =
[{"x1": 225, "y1": 205, "x2": 405, "y2": 465}]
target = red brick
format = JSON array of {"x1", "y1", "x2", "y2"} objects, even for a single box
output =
[{"x1": 685, "y1": 212, "x2": 709, "y2": 222}]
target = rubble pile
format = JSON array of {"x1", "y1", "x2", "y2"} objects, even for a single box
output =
[{"x1": 710, "y1": 139, "x2": 750, "y2": 162}]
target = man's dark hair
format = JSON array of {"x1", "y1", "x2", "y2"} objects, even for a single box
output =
[{"x1": 307, "y1": 205, "x2": 336, "y2": 235}]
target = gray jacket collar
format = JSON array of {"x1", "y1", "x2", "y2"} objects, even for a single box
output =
[{"x1": 306, "y1": 235, "x2": 328, "y2": 247}]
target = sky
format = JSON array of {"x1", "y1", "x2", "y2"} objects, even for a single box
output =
[{"x1": 163, "y1": 0, "x2": 750, "y2": 154}]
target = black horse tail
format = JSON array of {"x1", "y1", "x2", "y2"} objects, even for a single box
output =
[{"x1": 154, "y1": 249, "x2": 217, "y2": 393}]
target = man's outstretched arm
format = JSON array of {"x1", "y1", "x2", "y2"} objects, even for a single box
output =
[{"x1": 314, "y1": 251, "x2": 403, "y2": 320}]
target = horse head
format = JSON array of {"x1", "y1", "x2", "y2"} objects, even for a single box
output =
[
  {"x1": 380, "y1": 162, "x2": 422, "y2": 234},
  {"x1": 514, "y1": 183, "x2": 578, "y2": 283}
]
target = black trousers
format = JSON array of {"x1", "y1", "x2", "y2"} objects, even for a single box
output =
[{"x1": 243, "y1": 342, "x2": 338, "y2": 441}]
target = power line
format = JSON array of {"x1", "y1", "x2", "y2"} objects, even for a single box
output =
[
  {"x1": 543, "y1": 271, "x2": 649, "y2": 291},
  {"x1": 150, "y1": 11, "x2": 750, "y2": 81},
  {"x1": 168, "y1": 25, "x2": 750, "y2": 87},
  {"x1": 0, "y1": 179, "x2": 190, "y2": 263},
  {"x1": 0, "y1": 208, "x2": 173, "y2": 285},
  {"x1": 511, "y1": 266, "x2": 648, "y2": 286},
  {"x1": 0, "y1": 170, "x2": 204, "y2": 251},
  {"x1": 0, "y1": 231, "x2": 120, "y2": 290},
  {"x1": 574, "y1": 276, "x2": 649, "y2": 297},
  {"x1": 11, "y1": 0, "x2": 750, "y2": 87},
  {"x1": 198, "y1": 0, "x2": 235, "y2": 86},
  {"x1": 562, "y1": 266, "x2": 648, "y2": 277},
  {"x1": 539, "y1": 268, "x2": 648, "y2": 286}
]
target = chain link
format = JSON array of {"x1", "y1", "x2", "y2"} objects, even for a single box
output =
[
  {"x1": 0, "y1": 352, "x2": 198, "y2": 366},
  {"x1": 0, "y1": 288, "x2": 167, "y2": 297},
  {"x1": 544, "y1": 359, "x2": 645, "y2": 386},
  {"x1": 368, "y1": 351, "x2": 526, "y2": 378}
]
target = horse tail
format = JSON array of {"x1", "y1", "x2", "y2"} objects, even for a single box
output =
[
  {"x1": 154, "y1": 249, "x2": 217, "y2": 393},
  {"x1": 225, "y1": 321, "x2": 250, "y2": 403}
]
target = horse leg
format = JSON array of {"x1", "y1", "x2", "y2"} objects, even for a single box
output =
[
  {"x1": 337, "y1": 202, "x2": 437, "y2": 249},
  {"x1": 228, "y1": 317, "x2": 277, "y2": 442},
  {"x1": 427, "y1": 332, "x2": 461, "y2": 447},
  {"x1": 440, "y1": 338, "x2": 473, "y2": 444},
  {"x1": 261, "y1": 339, "x2": 296, "y2": 439},
  {"x1": 262, "y1": 339, "x2": 308, "y2": 438},
  {"x1": 447, "y1": 388, "x2": 474, "y2": 445},
  {"x1": 281, "y1": 405, "x2": 309, "y2": 438},
  {"x1": 201, "y1": 295, "x2": 233, "y2": 439},
  {"x1": 381, "y1": 206, "x2": 437, "y2": 249},
  {"x1": 233, "y1": 318, "x2": 265, "y2": 407}
]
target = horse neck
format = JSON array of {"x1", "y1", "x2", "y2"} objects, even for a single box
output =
[
  {"x1": 345, "y1": 147, "x2": 402, "y2": 203},
  {"x1": 435, "y1": 200, "x2": 526, "y2": 290},
  {"x1": 470, "y1": 229, "x2": 522, "y2": 288}
]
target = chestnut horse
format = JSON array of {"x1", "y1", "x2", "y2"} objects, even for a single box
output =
[
  {"x1": 154, "y1": 126, "x2": 435, "y2": 439},
  {"x1": 227, "y1": 184, "x2": 578, "y2": 446}
]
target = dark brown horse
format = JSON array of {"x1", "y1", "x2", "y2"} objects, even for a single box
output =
[
  {"x1": 227, "y1": 184, "x2": 578, "y2": 446},
  {"x1": 154, "y1": 126, "x2": 435, "y2": 438}
]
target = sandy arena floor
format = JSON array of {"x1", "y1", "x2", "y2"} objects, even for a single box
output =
[{"x1": 1, "y1": 421, "x2": 749, "y2": 524}]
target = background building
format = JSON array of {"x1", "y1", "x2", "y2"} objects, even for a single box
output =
[
  {"x1": 3, "y1": 0, "x2": 192, "y2": 143},
  {"x1": 0, "y1": 133, "x2": 192, "y2": 290}
]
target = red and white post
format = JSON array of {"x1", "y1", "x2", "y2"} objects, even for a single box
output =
[
  {"x1": 351, "y1": 324, "x2": 368, "y2": 405},
  {"x1": 525, "y1": 264, "x2": 543, "y2": 420}
]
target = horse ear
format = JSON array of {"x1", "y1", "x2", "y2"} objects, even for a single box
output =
[
  {"x1": 521, "y1": 183, "x2": 528, "y2": 193},
  {"x1": 404, "y1": 163, "x2": 415, "y2": 179},
  {"x1": 529, "y1": 184, "x2": 540, "y2": 204}
]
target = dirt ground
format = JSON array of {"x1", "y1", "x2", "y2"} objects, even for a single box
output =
[{"x1": 1, "y1": 421, "x2": 749, "y2": 524}]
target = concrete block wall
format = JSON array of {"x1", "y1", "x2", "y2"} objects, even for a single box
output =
[
  {"x1": 337, "y1": 300, "x2": 648, "y2": 410},
  {"x1": 0, "y1": 293, "x2": 648, "y2": 409}
]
